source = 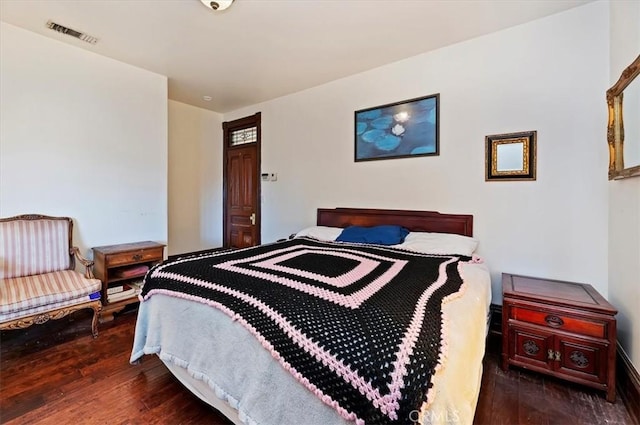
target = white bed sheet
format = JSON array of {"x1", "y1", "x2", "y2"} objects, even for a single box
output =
[{"x1": 131, "y1": 261, "x2": 491, "y2": 425}]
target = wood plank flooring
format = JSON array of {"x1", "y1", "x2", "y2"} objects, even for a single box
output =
[{"x1": 1, "y1": 310, "x2": 636, "y2": 424}]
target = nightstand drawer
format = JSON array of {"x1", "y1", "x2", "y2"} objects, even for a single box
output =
[
  {"x1": 510, "y1": 306, "x2": 606, "y2": 338},
  {"x1": 106, "y1": 247, "x2": 164, "y2": 267}
]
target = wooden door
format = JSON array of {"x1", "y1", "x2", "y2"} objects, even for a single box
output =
[{"x1": 223, "y1": 113, "x2": 261, "y2": 248}]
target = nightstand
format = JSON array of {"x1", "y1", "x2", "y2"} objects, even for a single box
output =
[
  {"x1": 93, "y1": 241, "x2": 165, "y2": 322},
  {"x1": 501, "y1": 273, "x2": 617, "y2": 402}
]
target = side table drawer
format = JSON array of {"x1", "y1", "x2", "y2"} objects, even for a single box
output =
[
  {"x1": 106, "y1": 247, "x2": 164, "y2": 267},
  {"x1": 510, "y1": 306, "x2": 606, "y2": 338}
]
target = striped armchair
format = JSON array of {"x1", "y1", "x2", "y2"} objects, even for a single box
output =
[{"x1": 0, "y1": 215, "x2": 102, "y2": 337}]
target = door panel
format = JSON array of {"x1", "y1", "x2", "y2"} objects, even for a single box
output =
[
  {"x1": 557, "y1": 337, "x2": 607, "y2": 383},
  {"x1": 228, "y1": 155, "x2": 242, "y2": 207},
  {"x1": 228, "y1": 148, "x2": 255, "y2": 211},
  {"x1": 510, "y1": 325, "x2": 554, "y2": 371}
]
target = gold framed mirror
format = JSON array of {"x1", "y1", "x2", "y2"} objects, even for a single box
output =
[
  {"x1": 485, "y1": 131, "x2": 537, "y2": 181},
  {"x1": 607, "y1": 54, "x2": 640, "y2": 180}
]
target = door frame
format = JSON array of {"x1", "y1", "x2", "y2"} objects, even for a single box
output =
[{"x1": 222, "y1": 112, "x2": 261, "y2": 248}]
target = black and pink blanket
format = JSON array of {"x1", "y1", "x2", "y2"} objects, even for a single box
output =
[{"x1": 140, "y1": 238, "x2": 469, "y2": 425}]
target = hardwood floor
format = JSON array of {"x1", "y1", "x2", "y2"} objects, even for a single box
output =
[
  {"x1": 0, "y1": 309, "x2": 232, "y2": 425},
  {"x1": 478, "y1": 337, "x2": 634, "y2": 425},
  {"x1": 1, "y1": 310, "x2": 636, "y2": 424}
]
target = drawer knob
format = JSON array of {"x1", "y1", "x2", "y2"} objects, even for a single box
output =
[
  {"x1": 132, "y1": 254, "x2": 143, "y2": 261},
  {"x1": 545, "y1": 314, "x2": 564, "y2": 327}
]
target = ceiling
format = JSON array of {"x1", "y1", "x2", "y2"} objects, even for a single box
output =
[{"x1": 0, "y1": 0, "x2": 593, "y2": 113}]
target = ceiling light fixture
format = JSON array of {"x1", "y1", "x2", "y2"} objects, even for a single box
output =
[{"x1": 199, "y1": 0, "x2": 234, "y2": 11}]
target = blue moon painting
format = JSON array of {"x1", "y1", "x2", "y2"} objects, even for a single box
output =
[{"x1": 355, "y1": 94, "x2": 439, "y2": 162}]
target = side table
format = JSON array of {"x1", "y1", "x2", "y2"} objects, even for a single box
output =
[{"x1": 502, "y1": 273, "x2": 617, "y2": 402}]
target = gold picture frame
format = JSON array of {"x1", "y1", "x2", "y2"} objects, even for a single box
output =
[
  {"x1": 485, "y1": 131, "x2": 537, "y2": 181},
  {"x1": 607, "y1": 54, "x2": 640, "y2": 180}
]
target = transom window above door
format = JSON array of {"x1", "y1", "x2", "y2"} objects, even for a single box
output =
[{"x1": 230, "y1": 127, "x2": 257, "y2": 146}]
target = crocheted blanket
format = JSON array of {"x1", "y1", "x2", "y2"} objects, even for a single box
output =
[{"x1": 140, "y1": 238, "x2": 468, "y2": 425}]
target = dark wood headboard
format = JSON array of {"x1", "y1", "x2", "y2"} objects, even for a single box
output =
[{"x1": 316, "y1": 208, "x2": 473, "y2": 237}]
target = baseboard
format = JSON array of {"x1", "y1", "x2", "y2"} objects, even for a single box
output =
[
  {"x1": 616, "y1": 342, "x2": 640, "y2": 424},
  {"x1": 489, "y1": 303, "x2": 502, "y2": 337},
  {"x1": 485, "y1": 304, "x2": 503, "y2": 355}
]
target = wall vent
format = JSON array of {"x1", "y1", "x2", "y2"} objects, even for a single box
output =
[{"x1": 46, "y1": 21, "x2": 98, "y2": 44}]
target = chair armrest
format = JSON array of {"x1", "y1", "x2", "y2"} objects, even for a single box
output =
[{"x1": 70, "y1": 247, "x2": 96, "y2": 279}]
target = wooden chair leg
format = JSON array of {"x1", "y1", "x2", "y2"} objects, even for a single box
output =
[{"x1": 90, "y1": 302, "x2": 101, "y2": 338}]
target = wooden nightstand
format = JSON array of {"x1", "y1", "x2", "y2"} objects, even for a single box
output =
[
  {"x1": 93, "y1": 241, "x2": 165, "y2": 322},
  {"x1": 501, "y1": 273, "x2": 617, "y2": 402}
]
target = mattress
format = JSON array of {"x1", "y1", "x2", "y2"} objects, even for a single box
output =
[{"x1": 130, "y1": 254, "x2": 491, "y2": 425}]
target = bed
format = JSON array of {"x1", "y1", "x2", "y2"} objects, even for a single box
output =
[{"x1": 130, "y1": 208, "x2": 492, "y2": 425}]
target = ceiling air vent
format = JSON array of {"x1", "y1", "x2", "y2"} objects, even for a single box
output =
[{"x1": 46, "y1": 21, "x2": 98, "y2": 44}]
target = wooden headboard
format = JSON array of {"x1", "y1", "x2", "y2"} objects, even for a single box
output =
[{"x1": 316, "y1": 208, "x2": 473, "y2": 237}]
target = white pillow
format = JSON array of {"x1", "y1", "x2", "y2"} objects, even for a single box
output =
[
  {"x1": 294, "y1": 226, "x2": 343, "y2": 242},
  {"x1": 396, "y1": 232, "x2": 478, "y2": 256}
]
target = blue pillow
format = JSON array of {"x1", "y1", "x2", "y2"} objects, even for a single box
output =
[{"x1": 336, "y1": 225, "x2": 410, "y2": 245}]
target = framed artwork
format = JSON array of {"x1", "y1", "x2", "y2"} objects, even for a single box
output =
[
  {"x1": 355, "y1": 94, "x2": 439, "y2": 162},
  {"x1": 485, "y1": 131, "x2": 537, "y2": 181}
]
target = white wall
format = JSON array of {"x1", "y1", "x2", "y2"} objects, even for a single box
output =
[
  {"x1": 168, "y1": 100, "x2": 223, "y2": 255},
  {"x1": 0, "y1": 22, "x2": 168, "y2": 257},
  {"x1": 224, "y1": 2, "x2": 610, "y2": 304},
  {"x1": 608, "y1": 0, "x2": 640, "y2": 370}
]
